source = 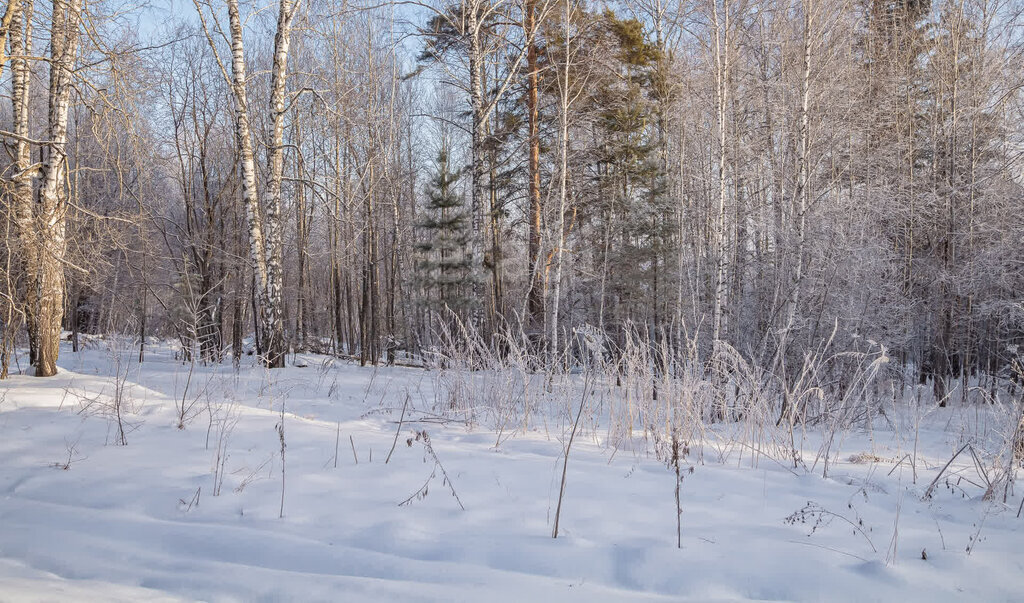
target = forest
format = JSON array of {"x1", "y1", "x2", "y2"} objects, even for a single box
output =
[
  {"x1": 1, "y1": 0, "x2": 1024, "y2": 599},
  {"x1": 0, "y1": 0, "x2": 1021, "y2": 395}
]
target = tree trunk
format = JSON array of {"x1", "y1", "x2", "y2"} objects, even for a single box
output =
[
  {"x1": 468, "y1": 8, "x2": 486, "y2": 331},
  {"x1": 34, "y1": 0, "x2": 81, "y2": 377},
  {"x1": 10, "y1": 0, "x2": 35, "y2": 366},
  {"x1": 217, "y1": 0, "x2": 297, "y2": 368},
  {"x1": 711, "y1": 0, "x2": 730, "y2": 351},
  {"x1": 261, "y1": 0, "x2": 299, "y2": 367},
  {"x1": 294, "y1": 116, "x2": 309, "y2": 353},
  {"x1": 224, "y1": 0, "x2": 268, "y2": 352},
  {"x1": 525, "y1": 0, "x2": 544, "y2": 333},
  {"x1": 550, "y1": 0, "x2": 575, "y2": 359}
]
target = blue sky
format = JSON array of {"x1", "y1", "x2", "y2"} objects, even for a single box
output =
[{"x1": 135, "y1": 0, "x2": 194, "y2": 40}]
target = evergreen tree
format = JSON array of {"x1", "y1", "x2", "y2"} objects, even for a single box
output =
[
  {"x1": 584, "y1": 12, "x2": 667, "y2": 329},
  {"x1": 416, "y1": 146, "x2": 475, "y2": 320}
]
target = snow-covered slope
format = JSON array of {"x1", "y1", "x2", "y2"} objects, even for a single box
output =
[{"x1": 1, "y1": 341, "x2": 1021, "y2": 601}]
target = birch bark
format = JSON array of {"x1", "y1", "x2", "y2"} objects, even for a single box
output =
[
  {"x1": 35, "y1": 0, "x2": 81, "y2": 377},
  {"x1": 198, "y1": 0, "x2": 298, "y2": 367},
  {"x1": 10, "y1": 0, "x2": 35, "y2": 365},
  {"x1": 711, "y1": 0, "x2": 730, "y2": 351},
  {"x1": 262, "y1": 0, "x2": 300, "y2": 367}
]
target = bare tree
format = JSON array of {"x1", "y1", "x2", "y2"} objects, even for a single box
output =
[{"x1": 193, "y1": 0, "x2": 301, "y2": 368}]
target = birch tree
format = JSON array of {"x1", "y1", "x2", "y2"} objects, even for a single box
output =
[
  {"x1": 31, "y1": 0, "x2": 82, "y2": 377},
  {"x1": 8, "y1": 0, "x2": 34, "y2": 367},
  {"x1": 193, "y1": 0, "x2": 300, "y2": 367},
  {"x1": 710, "y1": 0, "x2": 732, "y2": 356},
  {"x1": 547, "y1": 0, "x2": 590, "y2": 357}
]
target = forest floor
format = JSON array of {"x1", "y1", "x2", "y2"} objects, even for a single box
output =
[{"x1": 0, "y1": 339, "x2": 1022, "y2": 602}]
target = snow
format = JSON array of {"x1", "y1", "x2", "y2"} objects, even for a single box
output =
[{"x1": 1, "y1": 339, "x2": 1023, "y2": 601}]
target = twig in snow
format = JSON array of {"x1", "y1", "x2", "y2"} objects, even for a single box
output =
[
  {"x1": 398, "y1": 429, "x2": 465, "y2": 510},
  {"x1": 786, "y1": 539, "x2": 869, "y2": 563},
  {"x1": 553, "y1": 372, "x2": 591, "y2": 539},
  {"x1": 668, "y1": 431, "x2": 691, "y2": 549},
  {"x1": 386, "y1": 393, "x2": 410, "y2": 464},
  {"x1": 887, "y1": 453, "x2": 912, "y2": 477},
  {"x1": 966, "y1": 504, "x2": 994, "y2": 555},
  {"x1": 276, "y1": 403, "x2": 286, "y2": 519},
  {"x1": 333, "y1": 422, "x2": 340, "y2": 469},
  {"x1": 785, "y1": 501, "x2": 877, "y2": 553},
  {"x1": 924, "y1": 443, "x2": 971, "y2": 499},
  {"x1": 179, "y1": 487, "x2": 201, "y2": 512}
]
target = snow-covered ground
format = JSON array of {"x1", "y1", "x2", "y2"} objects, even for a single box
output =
[{"x1": 1, "y1": 340, "x2": 1022, "y2": 602}]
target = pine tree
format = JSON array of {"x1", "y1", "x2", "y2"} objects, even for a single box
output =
[
  {"x1": 416, "y1": 147, "x2": 475, "y2": 320},
  {"x1": 588, "y1": 12, "x2": 667, "y2": 329}
]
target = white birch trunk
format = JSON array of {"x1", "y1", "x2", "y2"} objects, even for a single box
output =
[
  {"x1": 548, "y1": 63, "x2": 569, "y2": 360},
  {"x1": 262, "y1": 0, "x2": 300, "y2": 367},
  {"x1": 783, "y1": 0, "x2": 813, "y2": 345},
  {"x1": 467, "y1": 7, "x2": 486, "y2": 329},
  {"x1": 549, "y1": 0, "x2": 576, "y2": 359},
  {"x1": 218, "y1": 0, "x2": 298, "y2": 368},
  {"x1": 10, "y1": 0, "x2": 35, "y2": 363},
  {"x1": 711, "y1": 0, "x2": 730, "y2": 351},
  {"x1": 35, "y1": 0, "x2": 81, "y2": 376},
  {"x1": 225, "y1": 0, "x2": 268, "y2": 313}
]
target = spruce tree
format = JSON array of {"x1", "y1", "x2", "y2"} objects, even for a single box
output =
[{"x1": 416, "y1": 146, "x2": 474, "y2": 319}]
